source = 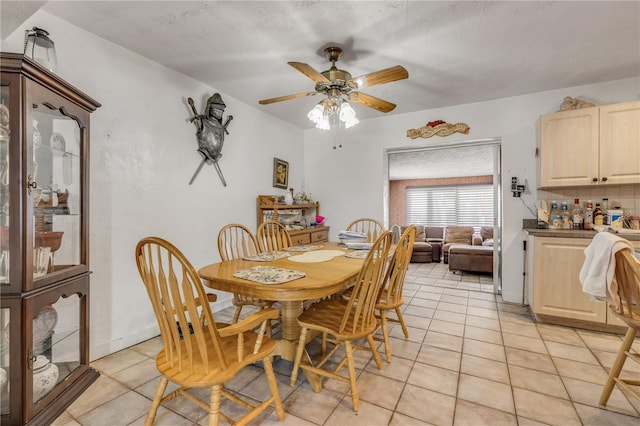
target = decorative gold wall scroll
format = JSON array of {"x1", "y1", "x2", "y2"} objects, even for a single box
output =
[{"x1": 407, "y1": 120, "x2": 470, "y2": 139}]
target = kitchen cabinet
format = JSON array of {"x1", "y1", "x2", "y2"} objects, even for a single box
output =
[
  {"x1": 530, "y1": 235, "x2": 640, "y2": 326},
  {"x1": 538, "y1": 101, "x2": 640, "y2": 188},
  {"x1": 257, "y1": 195, "x2": 329, "y2": 244},
  {"x1": 0, "y1": 53, "x2": 100, "y2": 425},
  {"x1": 532, "y1": 237, "x2": 606, "y2": 322}
]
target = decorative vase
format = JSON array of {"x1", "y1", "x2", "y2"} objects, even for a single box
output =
[
  {"x1": 32, "y1": 120, "x2": 42, "y2": 146},
  {"x1": 0, "y1": 367, "x2": 7, "y2": 392},
  {"x1": 284, "y1": 189, "x2": 294, "y2": 205},
  {"x1": 32, "y1": 355, "x2": 58, "y2": 402}
]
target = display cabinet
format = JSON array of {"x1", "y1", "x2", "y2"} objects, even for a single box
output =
[
  {"x1": 0, "y1": 53, "x2": 100, "y2": 425},
  {"x1": 257, "y1": 195, "x2": 329, "y2": 244}
]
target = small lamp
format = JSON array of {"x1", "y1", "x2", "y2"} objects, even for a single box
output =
[{"x1": 23, "y1": 27, "x2": 57, "y2": 73}]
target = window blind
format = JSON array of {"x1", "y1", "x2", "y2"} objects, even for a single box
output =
[{"x1": 407, "y1": 184, "x2": 494, "y2": 226}]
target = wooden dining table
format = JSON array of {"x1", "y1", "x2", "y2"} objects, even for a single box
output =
[{"x1": 197, "y1": 243, "x2": 364, "y2": 360}]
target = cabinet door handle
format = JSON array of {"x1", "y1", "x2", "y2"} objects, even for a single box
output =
[
  {"x1": 592, "y1": 177, "x2": 598, "y2": 182},
  {"x1": 601, "y1": 177, "x2": 608, "y2": 182},
  {"x1": 27, "y1": 174, "x2": 38, "y2": 194}
]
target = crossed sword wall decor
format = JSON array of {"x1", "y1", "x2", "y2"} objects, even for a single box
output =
[{"x1": 187, "y1": 94, "x2": 233, "y2": 186}]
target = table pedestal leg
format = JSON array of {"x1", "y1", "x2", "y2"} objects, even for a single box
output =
[{"x1": 274, "y1": 300, "x2": 323, "y2": 391}]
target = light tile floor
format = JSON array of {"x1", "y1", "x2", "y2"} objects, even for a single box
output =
[{"x1": 53, "y1": 263, "x2": 640, "y2": 425}]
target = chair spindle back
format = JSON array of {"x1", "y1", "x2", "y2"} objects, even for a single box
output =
[
  {"x1": 382, "y1": 225, "x2": 416, "y2": 305},
  {"x1": 611, "y1": 250, "x2": 640, "y2": 323},
  {"x1": 218, "y1": 223, "x2": 259, "y2": 261},
  {"x1": 136, "y1": 237, "x2": 226, "y2": 374},
  {"x1": 346, "y1": 218, "x2": 385, "y2": 243},
  {"x1": 340, "y1": 231, "x2": 392, "y2": 334},
  {"x1": 257, "y1": 221, "x2": 292, "y2": 252}
]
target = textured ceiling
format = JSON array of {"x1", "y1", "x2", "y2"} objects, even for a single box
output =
[
  {"x1": 2, "y1": 1, "x2": 639, "y2": 130},
  {"x1": 389, "y1": 145, "x2": 495, "y2": 180}
]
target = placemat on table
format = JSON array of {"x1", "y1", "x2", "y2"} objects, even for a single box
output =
[
  {"x1": 284, "y1": 244, "x2": 324, "y2": 252},
  {"x1": 242, "y1": 251, "x2": 292, "y2": 262},
  {"x1": 233, "y1": 266, "x2": 305, "y2": 284},
  {"x1": 287, "y1": 249, "x2": 346, "y2": 263},
  {"x1": 345, "y1": 250, "x2": 369, "y2": 259},
  {"x1": 345, "y1": 251, "x2": 393, "y2": 260}
]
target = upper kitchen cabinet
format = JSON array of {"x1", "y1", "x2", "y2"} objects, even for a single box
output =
[
  {"x1": 538, "y1": 101, "x2": 640, "y2": 188},
  {"x1": 599, "y1": 101, "x2": 640, "y2": 185}
]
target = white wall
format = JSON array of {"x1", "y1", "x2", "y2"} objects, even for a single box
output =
[
  {"x1": 303, "y1": 78, "x2": 640, "y2": 304},
  {"x1": 2, "y1": 11, "x2": 305, "y2": 359}
]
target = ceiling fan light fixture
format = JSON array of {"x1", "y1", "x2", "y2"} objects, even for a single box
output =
[
  {"x1": 307, "y1": 98, "x2": 358, "y2": 130},
  {"x1": 316, "y1": 115, "x2": 330, "y2": 130},
  {"x1": 307, "y1": 103, "x2": 325, "y2": 124},
  {"x1": 339, "y1": 101, "x2": 358, "y2": 127}
]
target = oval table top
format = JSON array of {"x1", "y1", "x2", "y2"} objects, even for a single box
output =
[{"x1": 198, "y1": 242, "x2": 364, "y2": 301}]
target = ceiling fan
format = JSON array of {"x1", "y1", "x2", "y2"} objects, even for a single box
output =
[{"x1": 259, "y1": 46, "x2": 408, "y2": 128}]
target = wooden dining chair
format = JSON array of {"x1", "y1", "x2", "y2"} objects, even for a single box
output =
[
  {"x1": 135, "y1": 237, "x2": 285, "y2": 426},
  {"x1": 374, "y1": 224, "x2": 416, "y2": 362},
  {"x1": 257, "y1": 221, "x2": 292, "y2": 252},
  {"x1": 289, "y1": 231, "x2": 392, "y2": 412},
  {"x1": 217, "y1": 224, "x2": 275, "y2": 324},
  {"x1": 599, "y1": 249, "x2": 640, "y2": 406},
  {"x1": 346, "y1": 218, "x2": 385, "y2": 243}
]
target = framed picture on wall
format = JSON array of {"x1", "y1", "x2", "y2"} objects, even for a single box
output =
[{"x1": 273, "y1": 157, "x2": 288, "y2": 189}]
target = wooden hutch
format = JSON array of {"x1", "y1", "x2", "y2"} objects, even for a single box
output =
[{"x1": 256, "y1": 195, "x2": 329, "y2": 245}]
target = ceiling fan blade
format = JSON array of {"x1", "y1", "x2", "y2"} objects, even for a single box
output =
[
  {"x1": 288, "y1": 62, "x2": 331, "y2": 84},
  {"x1": 259, "y1": 91, "x2": 319, "y2": 105},
  {"x1": 349, "y1": 65, "x2": 408, "y2": 89},
  {"x1": 348, "y1": 92, "x2": 397, "y2": 113}
]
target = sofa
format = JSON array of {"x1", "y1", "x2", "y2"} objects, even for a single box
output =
[
  {"x1": 400, "y1": 225, "x2": 434, "y2": 263},
  {"x1": 447, "y1": 226, "x2": 494, "y2": 274},
  {"x1": 440, "y1": 226, "x2": 473, "y2": 263},
  {"x1": 395, "y1": 225, "x2": 493, "y2": 272}
]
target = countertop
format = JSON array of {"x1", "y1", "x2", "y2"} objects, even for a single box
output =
[{"x1": 523, "y1": 227, "x2": 640, "y2": 242}]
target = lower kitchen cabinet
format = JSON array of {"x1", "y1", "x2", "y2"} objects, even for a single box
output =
[{"x1": 530, "y1": 236, "x2": 640, "y2": 326}]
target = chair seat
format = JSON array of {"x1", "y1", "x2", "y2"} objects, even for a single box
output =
[
  {"x1": 343, "y1": 287, "x2": 403, "y2": 310},
  {"x1": 298, "y1": 299, "x2": 377, "y2": 341},
  {"x1": 376, "y1": 289, "x2": 403, "y2": 310},
  {"x1": 608, "y1": 306, "x2": 640, "y2": 329},
  {"x1": 156, "y1": 331, "x2": 276, "y2": 387}
]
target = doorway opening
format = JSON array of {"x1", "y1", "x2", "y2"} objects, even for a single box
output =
[{"x1": 384, "y1": 139, "x2": 502, "y2": 294}]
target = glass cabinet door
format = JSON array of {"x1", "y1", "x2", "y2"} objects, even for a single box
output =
[
  {"x1": 0, "y1": 84, "x2": 10, "y2": 287},
  {"x1": 25, "y1": 277, "x2": 88, "y2": 418},
  {"x1": 0, "y1": 306, "x2": 11, "y2": 417},
  {"x1": 29, "y1": 87, "x2": 84, "y2": 286}
]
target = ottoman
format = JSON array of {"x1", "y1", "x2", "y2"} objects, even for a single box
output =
[{"x1": 448, "y1": 244, "x2": 493, "y2": 274}]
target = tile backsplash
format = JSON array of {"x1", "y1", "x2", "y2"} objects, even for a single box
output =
[{"x1": 536, "y1": 184, "x2": 640, "y2": 216}]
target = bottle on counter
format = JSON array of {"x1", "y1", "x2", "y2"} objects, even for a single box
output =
[
  {"x1": 549, "y1": 200, "x2": 563, "y2": 229},
  {"x1": 584, "y1": 200, "x2": 594, "y2": 230},
  {"x1": 571, "y1": 198, "x2": 584, "y2": 230},
  {"x1": 593, "y1": 203, "x2": 604, "y2": 226},
  {"x1": 602, "y1": 198, "x2": 609, "y2": 225},
  {"x1": 561, "y1": 201, "x2": 571, "y2": 229}
]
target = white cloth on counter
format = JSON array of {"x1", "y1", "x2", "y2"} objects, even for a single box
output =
[{"x1": 579, "y1": 232, "x2": 634, "y2": 302}]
